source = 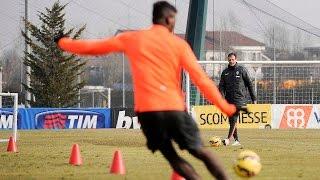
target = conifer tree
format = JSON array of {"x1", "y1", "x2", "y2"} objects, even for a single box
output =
[{"x1": 22, "y1": 2, "x2": 86, "y2": 107}]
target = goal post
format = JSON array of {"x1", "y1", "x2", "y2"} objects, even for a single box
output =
[
  {"x1": 185, "y1": 61, "x2": 320, "y2": 112},
  {"x1": 0, "y1": 93, "x2": 18, "y2": 142}
]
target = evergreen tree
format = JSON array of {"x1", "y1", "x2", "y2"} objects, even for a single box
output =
[{"x1": 22, "y1": 2, "x2": 86, "y2": 107}]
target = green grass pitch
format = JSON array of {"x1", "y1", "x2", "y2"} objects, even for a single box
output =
[{"x1": 0, "y1": 129, "x2": 319, "y2": 179}]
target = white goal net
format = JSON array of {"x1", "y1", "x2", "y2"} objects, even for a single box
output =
[
  {"x1": 185, "y1": 61, "x2": 320, "y2": 112},
  {"x1": 0, "y1": 93, "x2": 18, "y2": 142}
]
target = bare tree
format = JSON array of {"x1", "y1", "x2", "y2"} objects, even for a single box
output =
[
  {"x1": 0, "y1": 47, "x2": 21, "y2": 93},
  {"x1": 290, "y1": 29, "x2": 306, "y2": 59},
  {"x1": 217, "y1": 11, "x2": 242, "y2": 32},
  {"x1": 264, "y1": 23, "x2": 291, "y2": 59},
  {"x1": 98, "y1": 54, "x2": 123, "y2": 88},
  {"x1": 227, "y1": 11, "x2": 242, "y2": 32},
  {"x1": 264, "y1": 23, "x2": 290, "y2": 51},
  {"x1": 292, "y1": 29, "x2": 302, "y2": 53}
]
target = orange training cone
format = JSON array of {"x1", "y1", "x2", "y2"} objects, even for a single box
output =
[
  {"x1": 171, "y1": 171, "x2": 185, "y2": 180},
  {"x1": 7, "y1": 136, "x2": 17, "y2": 152},
  {"x1": 69, "y1": 144, "x2": 82, "y2": 165},
  {"x1": 110, "y1": 150, "x2": 126, "y2": 175}
]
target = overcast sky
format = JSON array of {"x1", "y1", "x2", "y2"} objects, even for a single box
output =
[
  {"x1": 270, "y1": 0, "x2": 320, "y2": 28},
  {"x1": 1, "y1": 0, "x2": 320, "y2": 51}
]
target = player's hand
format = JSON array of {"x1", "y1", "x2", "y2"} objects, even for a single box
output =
[
  {"x1": 236, "y1": 105, "x2": 249, "y2": 114},
  {"x1": 54, "y1": 30, "x2": 65, "y2": 43},
  {"x1": 253, "y1": 100, "x2": 257, "y2": 104}
]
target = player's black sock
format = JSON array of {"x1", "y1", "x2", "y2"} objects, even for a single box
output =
[
  {"x1": 228, "y1": 120, "x2": 237, "y2": 139},
  {"x1": 189, "y1": 148, "x2": 229, "y2": 180},
  {"x1": 159, "y1": 141, "x2": 200, "y2": 180},
  {"x1": 233, "y1": 128, "x2": 239, "y2": 141},
  {"x1": 228, "y1": 113, "x2": 239, "y2": 140}
]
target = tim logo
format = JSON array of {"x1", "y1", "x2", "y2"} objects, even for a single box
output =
[
  {"x1": 280, "y1": 106, "x2": 312, "y2": 129},
  {"x1": 0, "y1": 110, "x2": 20, "y2": 129},
  {"x1": 43, "y1": 113, "x2": 67, "y2": 129},
  {"x1": 36, "y1": 110, "x2": 105, "y2": 129}
]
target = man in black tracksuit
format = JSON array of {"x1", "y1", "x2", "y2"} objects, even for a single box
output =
[{"x1": 219, "y1": 52, "x2": 257, "y2": 146}]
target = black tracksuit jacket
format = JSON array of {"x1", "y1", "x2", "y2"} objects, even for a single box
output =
[{"x1": 218, "y1": 63, "x2": 256, "y2": 105}]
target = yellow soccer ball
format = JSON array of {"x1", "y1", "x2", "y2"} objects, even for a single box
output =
[
  {"x1": 209, "y1": 136, "x2": 222, "y2": 147},
  {"x1": 234, "y1": 150, "x2": 262, "y2": 177}
]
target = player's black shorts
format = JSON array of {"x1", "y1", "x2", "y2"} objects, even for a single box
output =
[{"x1": 137, "y1": 111, "x2": 202, "y2": 152}]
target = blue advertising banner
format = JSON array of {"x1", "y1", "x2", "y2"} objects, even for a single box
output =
[{"x1": 0, "y1": 108, "x2": 111, "y2": 130}]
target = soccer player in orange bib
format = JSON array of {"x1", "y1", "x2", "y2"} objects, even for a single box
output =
[{"x1": 56, "y1": 1, "x2": 245, "y2": 179}]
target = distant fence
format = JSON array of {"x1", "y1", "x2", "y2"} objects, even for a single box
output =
[{"x1": 186, "y1": 61, "x2": 320, "y2": 112}]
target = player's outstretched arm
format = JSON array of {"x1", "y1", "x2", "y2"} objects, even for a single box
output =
[
  {"x1": 56, "y1": 34, "x2": 125, "y2": 56},
  {"x1": 180, "y1": 42, "x2": 236, "y2": 117}
]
